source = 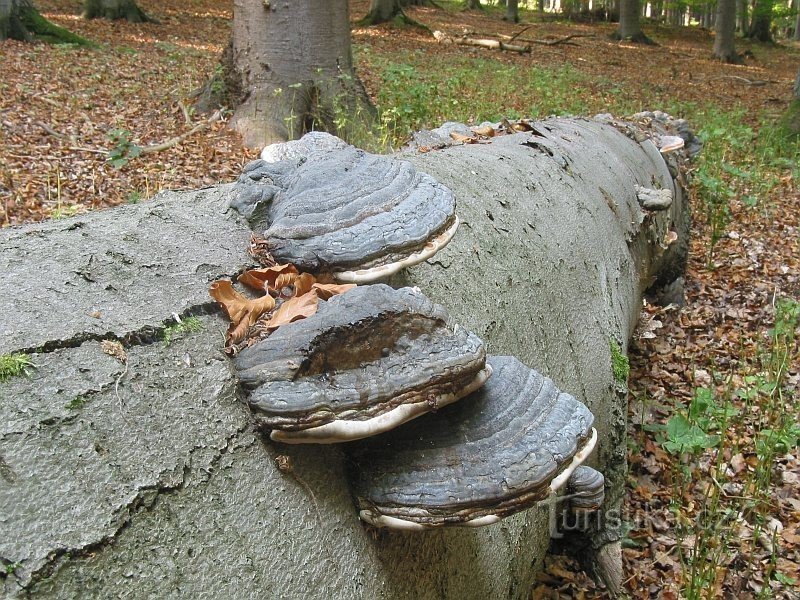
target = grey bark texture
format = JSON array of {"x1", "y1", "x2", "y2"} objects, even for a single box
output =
[
  {"x1": 84, "y1": 0, "x2": 149, "y2": 22},
  {"x1": 225, "y1": 0, "x2": 375, "y2": 149},
  {"x1": 713, "y1": 0, "x2": 739, "y2": 62},
  {"x1": 0, "y1": 117, "x2": 688, "y2": 598},
  {"x1": 613, "y1": 0, "x2": 652, "y2": 42},
  {"x1": 360, "y1": 0, "x2": 403, "y2": 24},
  {"x1": 504, "y1": 0, "x2": 519, "y2": 22},
  {"x1": 795, "y1": 0, "x2": 800, "y2": 40}
]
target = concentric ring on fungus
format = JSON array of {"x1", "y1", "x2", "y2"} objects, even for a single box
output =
[
  {"x1": 233, "y1": 284, "x2": 490, "y2": 444},
  {"x1": 231, "y1": 132, "x2": 459, "y2": 283},
  {"x1": 348, "y1": 355, "x2": 598, "y2": 529}
]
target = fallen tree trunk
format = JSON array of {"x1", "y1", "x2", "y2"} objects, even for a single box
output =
[{"x1": 0, "y1": 115, "x2": 690, "y2": 598}]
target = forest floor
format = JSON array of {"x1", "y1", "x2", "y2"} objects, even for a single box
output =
[{"x1": 1, "y1": 1, "x2": 799, "y2": 598}]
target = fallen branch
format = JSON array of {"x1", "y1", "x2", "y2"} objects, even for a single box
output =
[
  {"x1": 35, "y1": 121, "x2": 66, "y2": 140},
  {"x1": 139, "y1": 110, "x2": 223, "y2": 155},
  {"x1": 433, "y1": 30, "x2": 530, "y2": 54},
  {"x1": 709, "y1": 75, "x2": 774, "y2": 86},
  {"x1": 514, "y1": 33, "x2": 594, "y2": 46}
]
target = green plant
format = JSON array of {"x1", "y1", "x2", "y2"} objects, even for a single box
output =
[
  {"x1": 106, "y1": 129, "x2": 141, "y2": 169},
  {"x1": 163, "y1": 317, "x2": 203, "y2": 346},
  {"x1": 0, "y1": 353, "x2": 34, "y2": 382},
  {"x1": 609, "y1": 338, "x2": 630, "y2": 385},
  {"x1": 65, "y1": 395, "x2": 89, "y2": 410}
]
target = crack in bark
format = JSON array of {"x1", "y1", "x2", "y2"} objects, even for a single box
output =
[
  {"x1": 11, "y1": 302, "x2": 221, "y2": 357},
  {"x1": 19, "y1": 422, "x2": 253, "y2": 591}
]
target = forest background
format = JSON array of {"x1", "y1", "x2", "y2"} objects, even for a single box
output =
[{"x1": 0, "y1": 0, "x2": 799, "y2": 597}]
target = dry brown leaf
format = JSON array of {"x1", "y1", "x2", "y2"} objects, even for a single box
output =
[
  {"x1": 293, "y1": 272, "x2": 317, "y2": 297},
  {"x1": 449, "y1": 132, "x2": 477, "y2": 143},
  {"x1": 238, "y1": 264, "x2": 298, "y2": 294},
  {"x1": 312, "y1": 282, "x2": 357, "y2": 300},
  {"x1": 101, "y1": 340, "x2": 127, "y2": 362},
  {"x1": 472, "y1": 125, "x2": 496, "y2": 137},
  {"x1": 209, "y1": 279, "x2": 276, "y2": 344},
  {"x1": 265, "y1": 291, "x2": 319, "y2": 330}
]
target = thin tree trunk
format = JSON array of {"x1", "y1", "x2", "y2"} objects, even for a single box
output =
[
  {"x1": 613, "y1": 0, "x2": 654, "y2": 42},
  {"x1": 713, "y1": 0, "x2": 740, "y2": 62},
  {"x1": 782, "y1": 69, "x2": 800, "y2": 135},
  {"x1": 793, "y1": 0, "x2": 799, "y2": 39},
  {"x1": 746, "y1": 0, "x2": 773, "y2": 40},
  {"x1": 504, "y1": 0, "x2": 519, "y2": 21},
  {"x1": 218, "y1": 0, "x2": 375, "y2": 149},
  {"x1": 736, "y1": 0, "x2": 748, "y2": 31},
  {"x1": 84, "y1": 0, "x2": 150, "y2": 22}
]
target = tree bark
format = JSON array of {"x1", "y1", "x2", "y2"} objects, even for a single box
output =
[
  {"x1": 782, "y1": 69, "x2": 800, "y2": 136},
  {"x1": 1, "y1": 0, "x2": 92, "y2": 43},
  {"x1": 713, "y1": 0, "x2": 740, "y2": 62},
  {"x1": 611, "y1": 0, "x2": 654, "y2": 44},
  {"x1": 1, "y1": 116, "x2": 690, "y2": 598},
  {"x1": 794, "y1": 0, "x2": 800, "y2": 40},
  {"x1": 736, "y1": 0, "x2": 748, "y2": 31},
  {"x1": 504, "y1": 0, "x2": 519, "y2": 22},
  {"x1": 465, "y1": 0, "x2": 483, "y2": 9},
  {"x1": 84, "y1": 0, "x2": 150, "y2": 23},
  {"x1": 612, "y1": 0, "x2": 654, "y2": 42},
  {"x1": 220, "y1": 0, "x2": 376, "y2": 150},
  {"x1": 746, "y1": 0, "x2": 773, "y2": 41},
  {"x1": 360, "y1": 0, "x2": 402, "y2": 24}
]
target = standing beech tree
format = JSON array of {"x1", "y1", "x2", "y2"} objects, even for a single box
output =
[
  {"x1": 713, "y1": 0, "x2": 739, "y2": 62},
  {"x1": 746, "y1": 0, "x2": 773, "y2": 41},
  {"x1": 213, "y1": 0, "x2": 375, "y2": 149},
  {"x1": 613, "y1": 0, "x2": 653, "y2": 43},
  {"x1": 358, "y1": 0, "x2": 429, "y2": 26},
  {"x1": 782, "y1": 69, "x2": 800, "y2": 135},
  {"x1": 503, "y1": 0, "x2": 519, "y2": 22},
  {"x1": 0, "y1": 0, "x2": 92, "y2": 43},
  {"x1": 84, "y1": 0, "x2": 150, "y2": 22}
]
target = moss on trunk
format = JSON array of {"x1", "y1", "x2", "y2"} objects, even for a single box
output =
[{"x1": 2, "y1": 1, "x2": 95, "y2": 45}]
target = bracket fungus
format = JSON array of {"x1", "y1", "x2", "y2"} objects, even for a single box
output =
[
  {"x1": 234, "y1": 284, "x2": 490, "y2": 444},
  {"x1": 349, "y1": 356, "x2": 599, "y2": 530},
  {"x1": 230, "y1": 132, "x2": 459, "y2": 283}
]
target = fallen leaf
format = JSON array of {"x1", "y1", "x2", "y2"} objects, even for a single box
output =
[
  {"x1": 293, "y1": 272, "x2": 316, "y2": 297},
  {"x1": 450, "y1": 132, "x2": 477, "y2": 143},
  {"x1": 265, "y1": 291, "x2": 319, "y2": 330},
  {"x1": 471, "y1": 124, "x2": 496, "y2": 137},
  {"x1": 238, "y1": 264, "x2": 298, "y2": 294},
  {"x1": 101, "y1": 340, "x2": 127, "y2": 362},
  {"x1": 210, "y1": 279, "x2": 276, "y2": 344},
  {"x1": 312, "y1": 282, "x2": 356, "y2": 300}
]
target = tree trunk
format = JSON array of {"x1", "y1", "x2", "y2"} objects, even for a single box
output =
[
  {"x1": 0, "y1": 0, "x2": 92, "y2": 43},
  {"x1": 360, "y1": 0, "x2": 401, "y2": 24},
  {"x1": 465, "y1": 0, "x2": 483, "y2": 9},
  {"x1": 781, "y1": 69, "x2": 800, "y2": 135},
  {"x1": 220, "y1": 0, "x2": 375, "y2": 150},
  {"x1": 504, "y1": 0, "x2": 520, "y2": 21},
  {"x1": 1, "y1": 116, "x2": 690, "y2": 598},
  {"x1": 736, "y1": 0, "x2": 748, "y2": 31},
  {"x1": 613, "y1": 0, "x2": 654, "y2": 42},
  {"x1": 794, "y1": 0, "x2": 799, "y2": 39},
  {"x1": 84, "y1": 0, "x2": 150, "y2": 22},
  {"x1": 746, "y1": 0, "x2": 773, "y2": 40},
  {"x1": 713, "y1": 0, "x2": 740, "y2": 62}
]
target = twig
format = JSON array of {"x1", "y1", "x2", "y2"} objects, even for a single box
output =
[
  {"x1": 68, "y1": 146, "x2": 109, "y2": 155},
  {"x1": 709, "y1": 75, "x2": 774, "y2": 86},
  {"x1": 519, "y1": 33, "x2": 594, "y2": 46},
  {"x1": 508, "y1": 24, "x2": 533, "y2": 42},
  {"x1": 139, "y1": 110, "x2": 223, "y2": 155},
  {"x1": 35, "y1": 121, "x2": 66, "y2": 139}
]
